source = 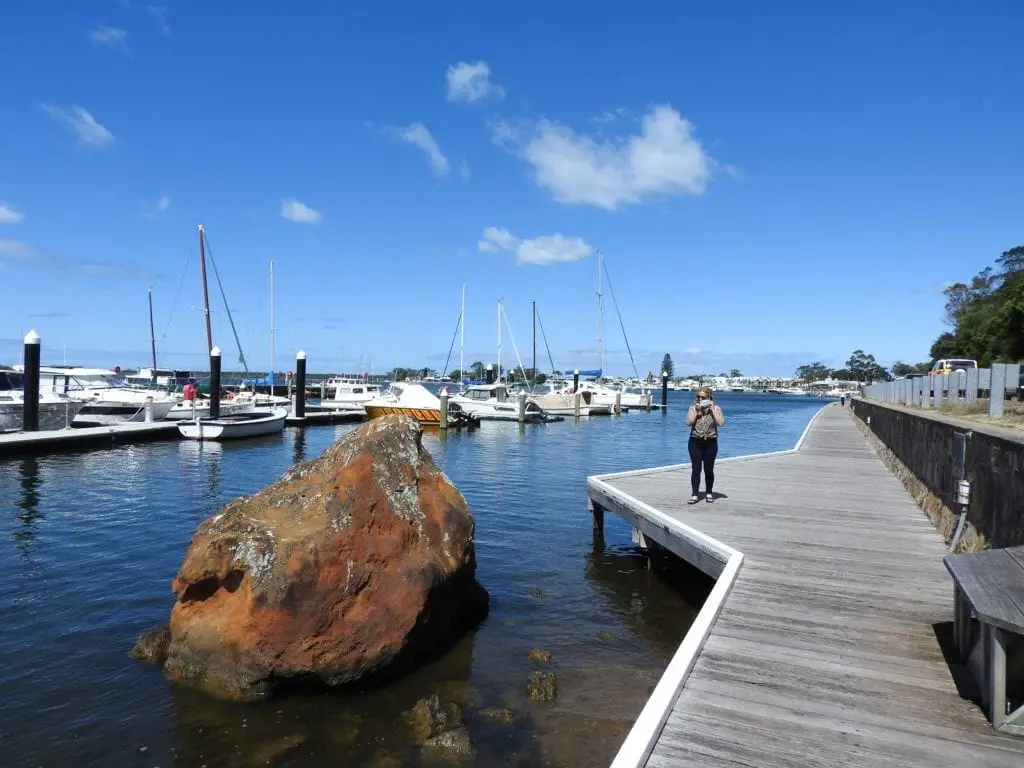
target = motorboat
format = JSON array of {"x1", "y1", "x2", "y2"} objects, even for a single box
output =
[
  {"x1": 571, "y1": 379, "x2": 652, "y2": 410},
  {"x1": 177, "y1": 407, "x2": 288, "y2": 441},
  {"x1": 24, "y1": 366, "x2": 179, "y2": 426},
  {"x1": 0, "y1": 369, "x2": 84, "y2": 431},
  {"x1": 527, "y1": 383, "x2": 610, "y2": 416},
  {"x1": 449, "y1": 383, "x2": 554, "y2": 422},
  {"x1": 363, "y1": 382, "x2": 444, "y2": 425},
  {"x1": 364, "y1": 382, "x2": 477, "y2": 427},
  {"x1": 309, "y1": 377, "x2": 382, "y2": 413}
]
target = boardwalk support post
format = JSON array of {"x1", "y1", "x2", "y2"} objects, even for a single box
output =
[
  {"x1": 589, "y1": 498, "x2": 604, "y2": 537},
  {"x1": 439, "y1": 392, "x2": 448, "y2": 430},
  {"x1": 22, "y1": 330, "x2": 40, "y2": 432},
  {"x1": 615, "y1": 391, "x2": 622, "y2": 415},
  {"x1": 518, "y1": 391, "x2": 526, "y2": 423}
]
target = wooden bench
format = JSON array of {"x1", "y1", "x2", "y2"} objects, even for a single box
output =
[{"x1": 944, "y1": 546, "x2": 1024, "y2": 734}]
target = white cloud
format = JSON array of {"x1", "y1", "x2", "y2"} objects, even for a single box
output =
[
  {"x1": 392, "y1": 123, "x2": 450, "y2": 177},
  {"x1": 492, "y1": 104, "x2": 714, "y2": 210},
  {"x1": 88, "y1": 25, "x2": 130, "y2": 53},
  {"x1": 0, "y1": 203, "x2": 24, "y2": 224},
  {"x1": 148, "y1": 6, "x2": 170, "y2": 34},
  {"x1": 156, "y1": 195, "x2": 171, "y2": 212},
  {"x1": 41, "y1": 105, "x2": 115, "y2": 147},
  {"x1": 477, "y1": 226, "x2": 593, "y2": 266},
  {"x1": 459, "y1": 159, "x2": 471, "y2": 181},
  {"x1": 280, "y1": 198, "x2": 322, "y2": 223},
  {"x1": 446, "y1": 61, "x2": 504, "y2": 103}
]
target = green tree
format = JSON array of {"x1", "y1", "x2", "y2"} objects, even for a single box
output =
[
  {"x1": 891, "y1": 361, "x2": 930, "y2": 377},
  {"x1": 470, "y1": 361, "x2": 485, "y2": 380},
  {"x1": 661, "y1": 354, "x2": 674, "y2": 378},
  {"x1": 448, "y1": 368, "x2": 462, "y2": 382},
  {"x1": 931, "y1": 245, "x2": 1024, "y2": 366},
  {"x1": 845, "y1": 350, "x2": 888, "y2": 382},
  {"x1": 795, "y1": 362, "x2": 831, "y2": 382},
  {"x1": 729, "y1": 368, "x2": 743, "y2": 377}
]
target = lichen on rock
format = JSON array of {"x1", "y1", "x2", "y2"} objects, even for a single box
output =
[{"x1": 150, "y1": 414, "x2": 489, "y2": 701}]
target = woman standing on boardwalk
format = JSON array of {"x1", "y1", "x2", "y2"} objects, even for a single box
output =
[{"x1": 686, "y1": 386, "x2": 725, "y2": 503}]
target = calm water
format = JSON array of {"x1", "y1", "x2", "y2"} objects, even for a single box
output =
[{"x1": 0, "y1": 392, "x2": 826, "y2": 767}]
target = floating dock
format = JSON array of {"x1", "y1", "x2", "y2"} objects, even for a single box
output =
[
  {"x1": 0, "y1": 421, "x2": 181, "y2": 458},
  {"x1": 588, "y1": 405, "x2": 1024, "y2": 767},
  {"x1": 0, "y1": 410, "x2": 365, "y2": 459}
]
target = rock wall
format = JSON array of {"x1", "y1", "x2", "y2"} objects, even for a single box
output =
[{"x1": 852, "y1": 398, "x2": 1024, "y2": 550}]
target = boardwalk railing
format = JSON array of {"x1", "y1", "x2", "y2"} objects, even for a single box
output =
[{"x1": 862, "y1": 362, "x2": 1021, "y2": 418}]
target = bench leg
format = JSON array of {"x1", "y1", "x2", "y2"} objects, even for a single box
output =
[
  {"x1": 987, "y1": 624, "x2": 1008, "y2": 730},
  {"x1": 954, "y1": 584, "x2": 971, "y2": 663}
]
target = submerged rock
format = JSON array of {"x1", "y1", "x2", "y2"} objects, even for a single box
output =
[
  {"x1": 130, "y1": 624, "x2": 171, "y2": 664},
  {"x1": 158, "y1": 415, "x2": 489, "y2": 701},
  {"x1": 526, "y1": 671, "x2": 557, "y2": 702},
  {"x1": 422, "y1": 725, "x2": 474, "y2": 756},
  {"x1": 479, "y1": 706, "x2": 516, "y2": 725},
  {"x1": 405, "y1": 694, "x2": 463, "y2": 743},
  {"x1": 528, "y1": 648, "x2": 552, "y2": 664},
  {"x1": 596, "y1": 630, "x2": 613, "y2": 641},
  {"x1": 527, "y1": 587, "x2": 546, "y2": 599},
  {"x1": 250, "y1": 733, "x2": 307, "y2": 765}
]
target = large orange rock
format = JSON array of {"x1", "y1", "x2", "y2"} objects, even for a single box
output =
[{"x1": 161, "y1": 414, "x2": 488, "y2": 701}]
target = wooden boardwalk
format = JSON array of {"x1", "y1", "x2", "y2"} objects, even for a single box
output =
[{"x1": 588, "y1": 405, "x2": 1024, "y2": 767}]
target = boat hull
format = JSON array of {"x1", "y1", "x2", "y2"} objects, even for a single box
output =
[
  {"x1": 73, "y1": 399, "x2": 176, "y2": 427},
  {"x1": 177, "y1": 408, "x2": 288, "y2": 441},
  {"x1": 0, "y1": 401, "x2": 85, "y2": 432},
  {"x1": 364, "y1": 405, "x2": 442, "y2": 426}
]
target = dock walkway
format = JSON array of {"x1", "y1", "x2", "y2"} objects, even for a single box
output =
[{"x1": 588, "y1": 405, "x2": 1024, "y2": 767}]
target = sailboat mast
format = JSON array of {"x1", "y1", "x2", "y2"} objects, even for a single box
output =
[
  {"x1": 269, "y1": 261, "x2": 276, "y2": 377},
  {"x1": 597, "y1": 249, "x2": 605, "y2": 375},
  {"x1": 459, "y1": 282, "x2": 465, "y2": 385},
  {"x1": 497, "y1": 298, "x2": 502, "y2": 383},
  {"x1": 532, "y1": 300, "x2": 536, "y2": 383},
  {"x1": 148, "y1": 287, "x2": 157, "y2": 371},
  {"x1": 198, "y1": 224, "x2": 213, "y2": 353}
]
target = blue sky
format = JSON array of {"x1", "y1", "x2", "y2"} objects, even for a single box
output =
[{"x1": 1, "y1": 1, "x2": 1021, "y2": 376}]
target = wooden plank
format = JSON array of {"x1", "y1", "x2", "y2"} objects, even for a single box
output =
[{"x1": 586, "y1": 405, "x2": 1024, "y2": 767}]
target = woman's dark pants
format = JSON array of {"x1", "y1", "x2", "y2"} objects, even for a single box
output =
[{"x1": 688, "y1": 436, "x2": 718, "y2": 496}]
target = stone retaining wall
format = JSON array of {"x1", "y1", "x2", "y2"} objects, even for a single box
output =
[{"x1": 851, "y1": 398, "x2": 1024, "y2": 551}]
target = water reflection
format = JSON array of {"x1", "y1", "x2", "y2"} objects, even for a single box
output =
[
  {"x1": 12, "y1": 457, "x2": 42, "y2": 554},
  {"x1": 292, "y1": 427, "x2": 307, "y2": 466}
]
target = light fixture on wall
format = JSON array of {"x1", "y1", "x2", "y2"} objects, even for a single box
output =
[{"x1": 955, "y1": 480, "x2": 971, "y2": 507}]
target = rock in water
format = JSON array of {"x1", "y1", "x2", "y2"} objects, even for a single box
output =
[
  {"x1": 131, "y1": 624, "x2": 171, "y2": 664},
  {"x1": 161, "y1": 415, "x2": 489, "y2": 701}
]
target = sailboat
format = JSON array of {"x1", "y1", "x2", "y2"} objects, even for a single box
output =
[
  {"x1": 570, "y1": 250, "x2": 653, "y2": 410},
  {"x1": 174, "y1": 225, "x2": 285, "y2": 438},
  {"x1": 449, "y1": 292, "x2": 554, "y2": 421}
]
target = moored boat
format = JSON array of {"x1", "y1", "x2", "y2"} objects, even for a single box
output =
[
  {"x1": 363, "y1": 382, "x2": 444, "y2": 425},
  {"x1": 176, "y1": 407, "x2": 288, "y2": 441}
]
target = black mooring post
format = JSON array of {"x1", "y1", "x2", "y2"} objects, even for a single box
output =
[
  {"x1": 295, "y1": 351, "x2": 307, "y2": 419},
  {"x1": 661, "y1": 371, "x2": 669, "y2": 411},
  {"x1": 22, "y1": 330, "x2": 40, "y2": 432},
  {"x1": 209, "y1": 346, "x2": 222, "y2": 419}
]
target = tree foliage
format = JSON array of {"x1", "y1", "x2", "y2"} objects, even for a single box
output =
[
  {"x1": 932, "y1": 246, "x2": 1024, "y2": 366},
  {"x1": 661, "y1": 354, "x2": 674, "y2": 378},
  {"x1": 795, "y1": 352, "x2": 889, "y2": 383}
]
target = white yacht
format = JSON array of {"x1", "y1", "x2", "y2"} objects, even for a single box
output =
[
  {"x1": 449, "y1": 383, "x2": 550, "y2": 422},
  {"x1": 0, "y1": 369, "x2": 83, "y2": 431},
  {"x1": 528, "y1": 383, "x2": 609, "y2": 416},
  {"x1": 311, "y1": 377, "x2": 382, "y2": 413},
  {"x1": 27, "y1": 367, "x2": 179, "y2": 426},
  {"x1": 573, "y1": 379, "x2": 652, "y2": 410}
]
